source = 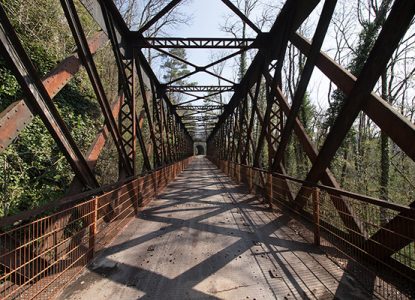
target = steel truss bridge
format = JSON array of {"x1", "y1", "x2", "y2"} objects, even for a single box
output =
[{"x1": 0, "y1": 0, "x2": 414, "y2": 299}]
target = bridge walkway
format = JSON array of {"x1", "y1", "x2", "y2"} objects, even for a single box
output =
[{"x1": 58, "y1": 156, "x2": 370, "y2": 300}]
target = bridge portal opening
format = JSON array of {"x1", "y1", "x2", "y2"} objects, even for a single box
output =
[{"x1": 196, "y1": 145, "x2": 205, "y2": 155}]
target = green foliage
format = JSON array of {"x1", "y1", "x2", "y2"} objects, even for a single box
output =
[
  {"x1": 161, "y1": 48, "x2": 192, "y2": 85},
  {"x1": 0, "y1": 85, "x2": 100, "y2": 217},
  {"x1": 0, "y1": 64, "x2": 21, "y2": 109},
  {"x1": 299, "y1": 93, "x2": 313, "y2": 135},
  {"x1": 0, "y1": 0, "x2": 103, "y2": 217},
  {"x1": 160, "y1": 48, "x2": 197, "y2": 106}
]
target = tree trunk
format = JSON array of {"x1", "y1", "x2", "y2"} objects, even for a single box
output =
[{"x1": 379, "y1": 71, "x2": 390, "y2": 225}]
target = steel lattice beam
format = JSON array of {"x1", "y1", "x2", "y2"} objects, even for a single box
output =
[
  {"x1": 175, "y1": 105, "x2": 224, "y2": 111},
  {"x1": 137, "y1": 37, "x2": 256, "y2": 49},
  {"x1": 166, "y1": 85, "x2": 234, "y2": 93},
  {"x1": 61, "y1": 0, "x2": 133, "y2": 175}
]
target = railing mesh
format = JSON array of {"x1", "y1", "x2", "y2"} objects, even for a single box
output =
[{"x1": 0, "y1": 158, "x2": 192, "y2": 299}]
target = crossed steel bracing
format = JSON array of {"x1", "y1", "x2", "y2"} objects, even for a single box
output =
[{"x1": 0, "y1": 0, "x2": 414, "y2": 284}]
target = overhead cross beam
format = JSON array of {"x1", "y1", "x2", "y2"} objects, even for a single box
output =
[
  {"x1": 175, "y1": 105, "x2": 224, "y2": 111},
  {"x1": 181, "y1": 116, "x2": 219, "y2": 121},
  {"x1": 166, "y1": 85, "x2": 234, "y2": 93},
  {"x1": 136, "y1": 37, "x2": 256, "y2": 49}
]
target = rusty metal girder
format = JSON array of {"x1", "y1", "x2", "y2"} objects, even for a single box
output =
[
  {"x1": 102, "y1": 5, "x2": 149, "y2": 175},
  {"x1": 80, "y1": 0, "x2": 129, "y2": 55},
  {"x1": 294, "y1": 0, "x2": 415, "y2": 206},
  {"x1": 0, "y1": 4, "x2": 98, "y2": 188},
  {"x1": 137, "y1": 65, "x2": 161, "y2": 167},
  {"x1": 82, "y1": 0, "x2": 193, "y2": 163},
  {"x1": 60, "y1": 0, "x2": 133, "y2": 175},
  {"x1": 241, "y1": 76, "x2": 262, "y2": 165},
  {"x1": 271, "y1": 0, "x2": 336, "y2": 170},
  {"x1": 290, "y1": 33, "x2": 415, "y2": 162},
  {"x1": 263, "y1": 74, "x2": 366, "y2": 236},
  {"x1": 209, "y1": 0, "x2": 320, "y2": 140},
  {"x1": 0, "y1": 32, "x2": 107, "y2": 153}
]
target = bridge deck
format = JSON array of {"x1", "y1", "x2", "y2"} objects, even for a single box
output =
[{"x1": 58, "y1": 157, "x2": 370, "y2": 300}]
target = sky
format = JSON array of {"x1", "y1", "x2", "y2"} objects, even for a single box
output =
[
  {"x1": 129, "y1": 0, "x2": 415, "y2": 141},
  {"x1": 154, "y1": 0, "x2": 253, "y2": 88},
  {"x1": 150, "y1": 0, "x2": 329, "y2": 105},
  {"x1": 144, "y1": 0, "x2": 335, "y2": 137},
  {"x1": 150, "y1": 0, "x2": 267, "y2": 138}
]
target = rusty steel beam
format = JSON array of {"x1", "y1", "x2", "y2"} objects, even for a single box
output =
[
  {"x1": 67, "y1": 101, "x2": 147, "y2": 195},
  {"x1": 66, "y1": 95, "x2": 121, "y2": 193},
  {"x1": 137, "y1": 0, "x2": 183, "y2": 34},
  {"x1": 209, "y1": 0, "x2": 320, "y2": 140},
  {"x1": 263, "y1": 73, "x2": 365, "y2": 235},
  {"x1": 294, "y1": 0, "x2": 415, "y2": 208},
  {"x1": 135, "y1": 49, "x2": 192, "y2": 140},
  {"x1": 0, "y1": 32, "x2": 107, "y2": 153},
  {"x1": 137, "y1": 64, "x2": 161, "y2": 167},
  {"x1": 102, "y1": 6, "x2": 149, "y2": 174},
  {"x1": 80, "y1": 0, "x2": 129, "y2": 55},
  {"x1": 220, "y1": 0, "x2": 261, "y2": 34},
  {"x1": 291, "y1": 33, "x2": 415, "y2": 162},
  {"x1": 60, "y1": 0, "x2": 133, "y2": 175},
  {"x1": 366, "y1": 202, "x2": 415, "y2": 259},
  {"x1": 134, "y1": 42, "x2": 192, "y2": 138},
  {"x1": 83, "y1": 0, "x2": 193, "y2": 160},
  {"x1": 271, "y1": 0, "x2": 336, "y2": 170},
  {"x1": 0, "y1": 4, "x2": 98, "y2": 188},
  {"x1": 241, "y1": 76, "x2": 262, "y2": 164}
]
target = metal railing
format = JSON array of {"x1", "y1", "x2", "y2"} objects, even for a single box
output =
[
  {"x1": 0, "y1": 157, "x2": 193, "y2": 299},
  {"x1": 210, "y1": 157, "x2": 415, "y2": 299}
]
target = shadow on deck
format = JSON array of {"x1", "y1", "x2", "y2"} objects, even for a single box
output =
[{"x1": 59, "y1": 157, "x2": 373, "y2": 300}]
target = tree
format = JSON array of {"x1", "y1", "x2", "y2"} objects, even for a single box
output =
[
  {"x1": 0, "y1": 0, "x2": 102, "y2": 216},
  {"x1": 160, "y1": 48, "x2": 191, "y2": 84},
  {"x1": 160, "y1": 48, "x2": 195, "y2": 105},
  {"x1": 221, "y1": 0, "x2": 261, "y2": 80},
  {"x1": 115, "y1": 0, "x2": 192, "y2": 65}
]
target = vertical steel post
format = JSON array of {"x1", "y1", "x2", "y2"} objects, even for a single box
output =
[
  {"x1": 267, "y1": 172, "x2": 273, "y2": 208},
  {"x1": 313, "y1": 187, "x2": 320, "y2": 246},
  {"x1": 89, "y1": 197, "x2": 98, "y2": 259},
  {"x1": 248, "y1": 167, "x2": 253, "y2": 193}
]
